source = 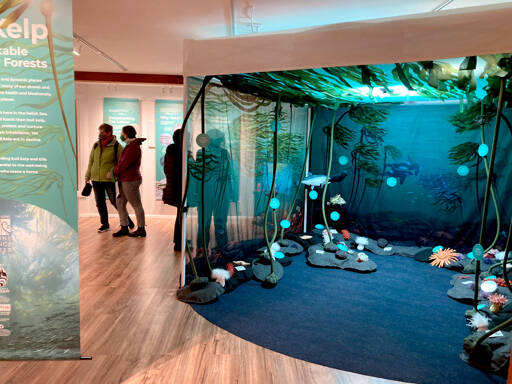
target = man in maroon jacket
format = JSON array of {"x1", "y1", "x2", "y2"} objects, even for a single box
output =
[{"x1": 112, "y1": 125, "x2": 147, "y2": 237}]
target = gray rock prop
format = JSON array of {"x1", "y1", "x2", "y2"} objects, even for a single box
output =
[
  {"x1": 307, "y1": 244, "x2": 377, "y2": 273},
  {"x1": 252, "y1": 258, "x2": 285, "y2": 282},
  {"x1": 447, "y1": 274, "x2": 512, "y2": 304},
  {"x1": 377, "y1": 238, "x2": 389, "y2": 248},
  {"x1": 177, "y1": 282, "x2": 225, "y2": 304},
  {"x1": 258, "y1": 239, "x2": 304, "y2": 256},
  {"x1": 460, "y1": 330, "x2": 511, "y2": 374}
]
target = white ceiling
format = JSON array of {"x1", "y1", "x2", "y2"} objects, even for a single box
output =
[{"x1": 72, "y1": 0, "x2": 512, "y2": 75}]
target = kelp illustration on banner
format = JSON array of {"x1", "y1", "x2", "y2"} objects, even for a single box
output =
[{"x1": 0, "y1": 0, "x2": 79, "y2": 359}]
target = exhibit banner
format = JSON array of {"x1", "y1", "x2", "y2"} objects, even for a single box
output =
[
  {"x1": 0, "y1": 0, "x2": 79, "y2": 358},
  {"x1": 155, "y1": 99, "x2": 182, "y2": 200},
  {"x1": 103, "y1": 97, "x2": 140, "y2": 141}
]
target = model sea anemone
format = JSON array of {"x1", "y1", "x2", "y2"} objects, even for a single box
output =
[
  {"x1": 356, "y1": 252, "x2": 369, "y2": 263},
  {"x1": 489, "y1": 293, "x2": 507, "y2": 313},
  {"x1": 468, "y1": 312, "x2": 489, "y2": 332},
  {"x1": 429, "y1": 248, "x2": 458, "y2": 268}
]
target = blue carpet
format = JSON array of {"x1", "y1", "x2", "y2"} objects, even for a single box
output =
[{"x1": 191, "y1": 251, "x2": 506, "y2": 384}]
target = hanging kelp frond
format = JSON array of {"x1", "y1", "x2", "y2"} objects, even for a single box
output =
[
  {"x1": 448, "y1": 142, "x2": 479, "y2": 164},
  {"x1": 393, "y1": 63, "x2": 414, "y2": 90},
  {"x1": 450, "y1": 103, "x2": 496, "y2": 133}
]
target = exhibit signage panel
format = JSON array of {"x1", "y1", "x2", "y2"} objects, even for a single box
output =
[
  {"x1": 155, "y1": 99, "x2": 182, "y2": 200},
  {"x1": 0, "y1": 0, "x2": 80, "y2": 358},
  {"x1": 103, "y1": 97, "x2": 140, "y2": 141}
]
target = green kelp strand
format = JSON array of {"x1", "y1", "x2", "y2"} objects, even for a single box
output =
[{"x1": 321, "y1": 107, "x2": 339, "y2": 244}]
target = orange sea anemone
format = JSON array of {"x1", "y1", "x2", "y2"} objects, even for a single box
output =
[
  {"x1": 429, "y1": 248, "x2": 458, "y2": 268},
  {"x1": 341, "y1": 230, "x2": 351, "y2": 240},
  {"x1": 489, "y1": 293, "x2": 508, "y2": 313}
]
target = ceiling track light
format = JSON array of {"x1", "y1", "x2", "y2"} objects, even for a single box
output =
[
  {"x1": 73, "y1": 33, "x2": 128, "y2": 72},
  {"x1": 432, "y1": 0, "x2": 454, "y2": 12}
]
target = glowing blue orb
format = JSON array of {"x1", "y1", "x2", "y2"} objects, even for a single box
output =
[
  {"x1": 274, "y1": 251, "x2": 285, "y2": 259},
  {"x1": 386, "y1": 177, "x2": 398, "y2": 187},
  {"x1": 270, "y1": 198, "x2": 280, "y2": 209},
  {"x1": 270, "y1": 121, "x2": 282, "y2": 132},
  {"x1": 432, "y1": 245, "x2": 443, "y2": 253},
  {"x1": 477, "y1": 304, "x2": 486, "y2": 310},
  {"x1": 309, "y1": 190, "x2": 318, "y2": 200},
  {"x1": 315, "y1": 224, "x2": 325, "y2": 230},
  {"x1": 457, "y1": 165, "x2": 469, "y2": 177},
  {"x1": 484, "y1": 275, "x2": 497, "y2": 280},
  {"x1": 338, "y1": 155, "x2": 349, "y2": 166},
  {"x1": 280, "y1": 219, "x2": 291, "y2": 229},
  {"x1": 467, "y1": 252, "x2": 474, "y2": 259},
  {"x1": 330, "y1": 211, "x2": 340, "y2": 221},
  {"x1": 477, "y1": 144, "x2": 489, "y2": 157},
  {"x1": 337, "y1": 243, "x2": 348, "y2": 251},
  {"x1": 472, "y1": 243, "x2": 484, "y2": 261}
]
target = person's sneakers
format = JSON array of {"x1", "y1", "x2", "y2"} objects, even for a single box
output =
[
  {"x1": 97, "y1": 224, "x2": 110, "y2": 233},
  {"x1": 128, "y1": 227, "x2": 146, "y2": 238},
  {"x1": 113, "y1": 226, "x2": 130, "y2": 237},
  {"x1": 128, "y1": 217, "x2": 135, "y2": 230}
]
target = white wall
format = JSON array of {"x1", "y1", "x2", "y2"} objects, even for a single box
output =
[{"x1": 75, "y1": 81, "x2": 183, "y2": 219}]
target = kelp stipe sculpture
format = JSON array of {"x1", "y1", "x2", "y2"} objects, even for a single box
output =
[
  {"x1": 321, "y1": 107, "x2": 339, "y2": 252},
  {"x1": 501, "y1": 218, "x2": 512, "y2": 292},
  {"x1": 199, "y1": 80, "x2": 213, "y2": 274},
  {"x1": 279, "y1": 109, "x2": 317, "y2": 242},
  {"x1": 263, "y1": 96, "x2": 281, "y2": 287},
  {"x1": 473, "y1": 76, "x2": 505, "y2": 311},
  {"x1": 478, "y1": 105, "x2": 501, "y2": 252},
  {"x1": 176, "y1": 77, "x2": 212, "y2": 288}
]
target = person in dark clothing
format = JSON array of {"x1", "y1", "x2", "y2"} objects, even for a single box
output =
[
  {"x1": 85, "y1": 123, "x2": 134, "y2": 232},
  {"x1": 112, "y1": 125, "x2": 147, "y2": 238},
  {"x1": 162, "y1": 129, "x2": 183, "y2": 251}
]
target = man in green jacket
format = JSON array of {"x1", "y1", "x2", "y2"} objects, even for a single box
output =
[{"x1": 85, "y1": 123, "x2": 134, "y2": 232}]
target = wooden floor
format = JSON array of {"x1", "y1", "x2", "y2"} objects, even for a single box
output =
[{"x1": 0, "y1": 217, "x2": 406, "y2": 384}]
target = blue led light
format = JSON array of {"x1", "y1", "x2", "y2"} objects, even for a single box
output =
[
  {"x1": 432, "y1": 245, "x2": 443, "y2": 253},
  {"x1": 280, "y1": 219, "x2": 291, "y2": 229},
  {"x1": 477, "y1": 144, "x2": 489, "y2": 157},
  {"x1": 338, "y1": 155, "x2": 349, "y2": 165},
  {"x1": 274, "y1": 251, "x2": 285, "y2": 259},
  {"x1": 309, "y1": 190, "x2": 318, "y2": 200},
  {"x1": 337, "y1": 243, "x2": 348, "y2": 251},
  {"x1": 386, "y1": 177, "x2": 398, "y2": 187},
  {"x1": 330, "y1": 211, "x2": 340, "y2": 221},
  {"x1": 270, "y1": 198, "x2": 280, "y2": 209},
  {"x1": 457, "y1": 165, "x2": 469, "y2": 177},
  {"x1": 472, "y1": 244, "x2": 484, "y2": 261},
  {"x1": 315, "y1": 224, "x2": 325, "y2": 230}
]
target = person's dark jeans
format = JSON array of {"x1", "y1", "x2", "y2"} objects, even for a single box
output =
[
  {"x1": 92, "y1": 181, "x2": 117, "y2": 226},
  {"x1": 174, "y1": 208, "x2": 182, "y2": 249}
]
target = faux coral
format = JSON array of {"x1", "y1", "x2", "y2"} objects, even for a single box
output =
[
  {"x1": 429, "y1": 248, "x2": 458, "y2": 268},
  {"x1": 489, "y1": 293, "x2": 507, "y2": 313},
  {"x1": 226, "y1": 263, "x2": 235, "y2": 277},
  {"x1": 341, "y1": 229, "x2": 351, "y2": 240},
  {"x1": 495, "y1": 278, "x2": 508, "y2": 287}
]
